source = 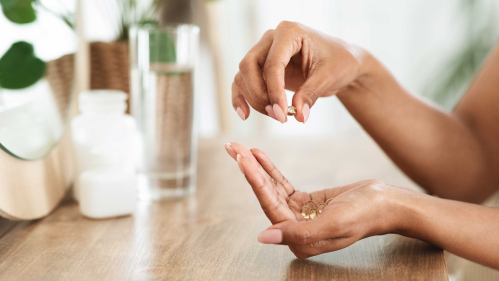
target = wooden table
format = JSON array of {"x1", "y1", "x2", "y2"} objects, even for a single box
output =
[{"x1": 0, "y1": 135, "x2": 448, "y2": 280}]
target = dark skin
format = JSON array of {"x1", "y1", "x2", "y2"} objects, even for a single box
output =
[
  {"x1": 229, "y1": 21, "x2": 499, "y2": 268},
  {"x1": 225, "y1": 143, "x2": 394, "y2": 259}
]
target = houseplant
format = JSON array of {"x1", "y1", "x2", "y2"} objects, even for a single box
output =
[
  {"x1": 0, "y1": 0, "x2": 47, "y2": 92},
  {"x1": 89, "y1": 0, "x2": 164, "y2": 96},
  {"x1": 0, "y1": 0, "x2": 75, "y2": 115},
  {"x1": 0, "y1": 0, "x2": 75, "y2": 93}
]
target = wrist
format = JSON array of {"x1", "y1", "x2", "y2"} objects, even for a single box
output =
[
  {"x1": 387, "y1": 186, "x2": 432, "y2": 238},
  {"x1": 336, "y1": 49, "x2": 396, "y2": 101},
  {"x1": 367, "y1": 184, "x2": 419, "y2": 236},
  {"x1": 356, "y1": 48, "x2": 378, "y2": 78}
]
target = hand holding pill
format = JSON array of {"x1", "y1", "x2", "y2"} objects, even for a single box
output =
[{"x1": 232, "y1": 21, "x2": 367, "y2": 124}]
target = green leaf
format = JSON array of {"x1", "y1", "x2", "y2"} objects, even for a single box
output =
[
  {"x1": 0, "y1": 0, "x2": 37, "y2": 24},
  {"x1": 138, "y1": 19, "x2": 159, "y2": 26},
  {"x1": 149, "y1": 31, "x2": 176, "y2": 63},
  {"x1": 135, "y1": 20, "x2": 177, "y2": 63},
  {"x1": 0, "y1": 41, "x2": 46, "y2": 89}
]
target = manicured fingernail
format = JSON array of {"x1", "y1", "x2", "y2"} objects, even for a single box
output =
[
  {"x1": 302, "y1": 104, "x2": 310, "y2": 123},
  {"x1": 236, "y1": 154, "x2": 245, "y2": 174},
  {"x1": 224, "y1": 143, "x2": 236, "y2": 159},
  {"x1": 236, "y1": 107, "x2": 246, "y2": 121},
  {"x1": 257, "y1": 229, "x2": 283, "y2": 244},
  {"x1": 265, "y1": 105, "x2": 277, "y2": 120},
  {"x1": 273, "y1": 104, "x2": 286, "y2": 123}
]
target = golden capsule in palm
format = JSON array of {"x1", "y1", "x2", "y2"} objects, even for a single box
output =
[
  {"x1": 300, "y1": 206, "x2": 310, "y2": 219},
  {"x1": 305, "y1": 201, "x2": 317, "y2": 209},
  {"x1": 309, "y1": 209, "x2": 318, "y2": 220},
  {"x1": 317, "y1": 203, "x2": 326, "y2": 214},
  {"x1": 287, "y1": 106, "x2": 296, "y2": 116}
]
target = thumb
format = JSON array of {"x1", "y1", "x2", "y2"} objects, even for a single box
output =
[
  {"x1": 257, "y1": 219, "x2": 331, "y2": 245},
  {"x1": 291, "y1": 74, "x2": 329, "y2": 123}
]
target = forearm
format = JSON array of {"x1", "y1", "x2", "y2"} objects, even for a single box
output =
[
  {"x1": 393, "y1": 187, "x2": 499, "y2": 269},
  {"x1": 337, "y1": 53, "x2": 495, "y2": 202}
]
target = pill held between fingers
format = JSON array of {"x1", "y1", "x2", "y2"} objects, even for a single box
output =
[{"x1": 287, "y1": 106, "x2": 296, "y2": 116}]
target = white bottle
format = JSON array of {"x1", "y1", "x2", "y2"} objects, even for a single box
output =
[
  {"x1": 79, "y1": 168, "x2": 136, "y2": 219},
  {"x1": 71, "y1": 90, "x2": 138, "y2": 219}
]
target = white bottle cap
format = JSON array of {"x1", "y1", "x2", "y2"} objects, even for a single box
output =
[{"x1": 79, "y1": 90, "x2": 128, "y2": 113}]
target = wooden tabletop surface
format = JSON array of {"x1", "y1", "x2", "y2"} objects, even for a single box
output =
[{"x1": 0, "y1": 135, "x2": 448, "y2": 281}]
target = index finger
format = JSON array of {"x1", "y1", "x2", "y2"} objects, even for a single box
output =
[
  {"x1": 250, "y1": 148, "x2": 295, "y2": 197},
  {"x1": 239, "y1": 156, "x2": 297, "y2": 224},
  {"x1": 238, "y1": 30, "x2": 275, "y2": 114},
  {"x1": 263, "y1": 22, "x2": 304, "y2": 123}
]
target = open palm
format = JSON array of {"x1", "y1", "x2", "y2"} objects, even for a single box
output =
[
  {"x1": 225, "y1": 142, "x2": 315, "y2": 224},
  {"x1": 225, "y1": 142, "x2": 393, "y2": 259}
]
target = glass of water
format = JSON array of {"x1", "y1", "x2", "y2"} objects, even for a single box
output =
[{"x1": 129, "y1": 23, "x2": 199, "y2": 200}]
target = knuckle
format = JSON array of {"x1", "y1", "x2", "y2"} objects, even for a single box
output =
[
  {"x1": 289, "y1": 246, "x2": 311, "y2": 260},
  {"x1": 263, "y1": 59, "x2": 285, "y2": 73},
  {"x1": 366, "y1": 179, "x2": 384, "y2": 185},
  {"x1": 238, "y1": 59, "x2": 250, "y2": 73},
  {"x1": 281, "y1": 175, "x2": 290, "y2": 187},
  {"x1": 263, "y1": 197, "x2": 283, "y2": 217},
  {"x1": 251, "y1": 81, "x2": 268, "y2": 96},
  {"x1": 277, "y1": 20, "x2": 297, "y2": 31},
  {"x1": 234, "y1": 73, "x2": 245, "y2": 87},
  {"x1": 300, "y1": 89, "x2": 318, "y2": 106},
  {"x1": 363, "y1": 179, "x2": 389, "y2": 192},
  {"x1": 253, "y1": 176, "x2": 267, "y2": 191},
  {"x1": 231, "y1": 82, "x2": 238, "y2": 96},
  {"x1": 268, "y1": 164, "x2": 277, "y2": 175},
  {"x1": 294, "y1": 252, "x2": 310, "y2": 260},
  {"x1": 263, "y1": 29, "x2": 275, "y2": 38},
  {"x1": 294, "y1": 227, "x2": 313, "y2": 245}
]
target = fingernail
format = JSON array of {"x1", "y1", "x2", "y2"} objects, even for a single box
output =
[
  {"x1": 302, "y1": 104, "x2": 310, "y2": 123},
  {"x1": 236, "y1": 107, "x2": 246, "y2": 121},
  {"x1": 257, "y1": 229, "x2": 283, "y2": 244},
  {"x1": 236, "y1": 154, "x2": 245, "y2": 174},
  {"x1": 265, "y1": 105, "x2": 277, "y2": 120},
  {"x1": 224, "y1": 142, "x2": 236, "y2": 159},
  {"x1": 273, "y1": 104, "x2": 286, "y2": 123}
]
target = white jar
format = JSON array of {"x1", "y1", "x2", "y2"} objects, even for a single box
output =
[
  {"x1": 79, "y1": 169, "x2": 136, "y2": 219},
  {"x1": 71, "y1": 90, "x2": 138, "y2": 218}
]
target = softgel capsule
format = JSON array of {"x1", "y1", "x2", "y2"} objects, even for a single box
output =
[{"x1": 300, "y1": 199, "x2": 332, "y2": 220}]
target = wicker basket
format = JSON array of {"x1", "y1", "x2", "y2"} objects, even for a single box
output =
[
  {"x1": 89, "y1": 41, "x2": 130, "y2": 111},
  {"x1": 45, "y1": 53, "x2": 75, "y2": 120}
]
